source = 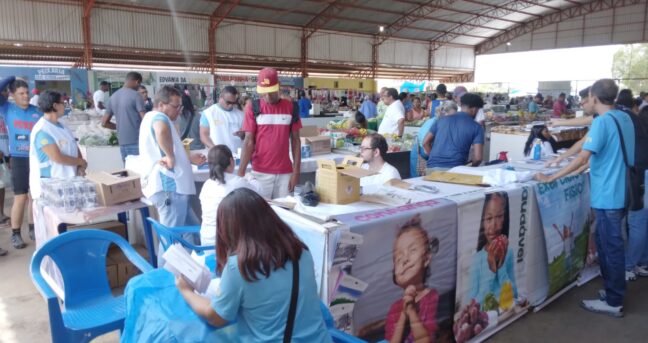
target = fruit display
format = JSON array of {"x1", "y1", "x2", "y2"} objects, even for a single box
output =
[{"x1": 454, "y1": 299, "x2": 489, "y2": 343}]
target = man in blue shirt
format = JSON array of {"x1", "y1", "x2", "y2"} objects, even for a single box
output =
[
  {"x1": 429, "y1": 84, "x2": 448, "y2": 118},
  {"x1": 297, "y1": 90, "x2": 312, "y2": 118},
  {"x1": 2, "y1": 79, "x2": 43, "y2": 250},
  {"x1": 358, "y1": 95, "x2": 377, "y2": 119},
  {"x1": 423, "y1": 93, "x2": 484, "y2": 170},
  {"x1": 535, "y1": 79, "x2": 633, "y2": 317}
]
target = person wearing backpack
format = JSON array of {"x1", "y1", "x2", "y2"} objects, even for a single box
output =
[
  {"x1": 238, "y1": 67, "x2": 302, "y2": 199},
  {"x1": 618, "y1": 93, "x2": 648, "y2": 281}
]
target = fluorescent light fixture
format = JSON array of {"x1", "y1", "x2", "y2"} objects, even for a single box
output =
[
  {"x1": 379, "y1": 26, "x2": 384, "y2": 32},
  {"x1": 506, "y1": 42, "x2": 511, "y2": 46},
  {"x1": 13, "y1": 43, "x2": 23, "y2": 47}
]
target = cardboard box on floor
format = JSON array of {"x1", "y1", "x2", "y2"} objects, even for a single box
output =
[
  {"x1": 300, "y1": 125, "x2": 331, "y2": 155},
  {"x1": 315, "y1": 156, "x2": 376, "y2": 204},
  {"x1": 106, "y1": 244, "x2": 149, "y2": 289},
  {"x1": 86, "y1": 170, "x2": 143, "y2": 206}
]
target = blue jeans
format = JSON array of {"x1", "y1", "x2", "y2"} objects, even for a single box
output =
[
  {"x1": 120, "y1": 144, "x2": 139, "y2": 162},
  {"x1": 594, "y1": 209, "x2": 626, "y2": 307},
  {"x1": 626, "y1": 208, "x2": 648, "y2": 270},
  {"x1": 150, "y1": 192, "x2": 200, "y2": 265}
]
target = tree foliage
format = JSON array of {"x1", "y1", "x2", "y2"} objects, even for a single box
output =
[{"x1": 612, "y1": 44, "x2": 648, "y2": 92}]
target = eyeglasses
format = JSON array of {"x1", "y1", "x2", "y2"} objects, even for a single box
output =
[
  {"x1": 359, "y1": 146, "x2": 375, "y2": 151},
  {"x1": 167, "y1": 103, "x2": 183, "y2": 110},
  {"x1": 225, "y1": 100, "x2": 239, "y2": 105}
]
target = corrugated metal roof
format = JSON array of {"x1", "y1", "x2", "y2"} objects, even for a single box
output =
[{"x1": 92, "y1": 0, "x2": 576, "y2": 47}]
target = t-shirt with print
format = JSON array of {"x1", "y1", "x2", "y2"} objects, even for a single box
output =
[
  {"x1": 583, "y1": 109, "x2": 635, "y2": 209},
  {"x1": 199, "y1": 104, "x2": 244, "y2": 153},
  {"x1": 106, "y1": 87, "x2": 145, "y2": 146},
  {"x1": 211, "y1": 250, "x2": 331, "y2": 342},
  {"x1": 33, "y1": 126, "x2": 62, "y2": 178},
  {"x1": 427, "y1": 112, "x2": 484, "y2": 168},
  {"x1": 5, "y1": 103, "x2": 43, "y2": 157},
  {"x1": 0, "y1": 103, "x2": 9, "y2": 155},
  {"x1": 151, "y1": 113, "x2": 177, "y2": 193},
  {"x1": 242, "y1": 99, "x2": 301, "y2": 174}
]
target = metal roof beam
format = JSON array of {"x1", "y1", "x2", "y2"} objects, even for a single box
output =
[
  {"x1": 476, "y1": 0, "x2": 647, "y2": 54},
  {"x1": 375, "y1": 0, "x2": 459, "y2": 46},
  {"x1": 429, "y1": 0, "x2": 549, "y2": 46},
  {"x1": 208, "y1": 0, "x2": 240, "y2": 75}
]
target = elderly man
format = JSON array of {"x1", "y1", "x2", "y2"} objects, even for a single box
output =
[
  {"x1": 199, "y1": 86, "x2": 244, "y2": 153},
  {"x1": 238, "y1": 67, "x2": 302, "y2": 199},
  {"x1": 138, "y1": 86, "x2": 205, "y2": 236},
  {"x1": 377, "y1": 88, "x2": 405, "y2": 137}
]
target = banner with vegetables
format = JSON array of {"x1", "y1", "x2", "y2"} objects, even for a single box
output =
[
  {"x1": 332, "y1": 198, "x2": 458, "y2": 343},
  {"x1": 534, "y1": 174, "x2": 593, "y2": 296},
  {"x1": 452, "y1": 187, "x2": 530, "y2": 343}
]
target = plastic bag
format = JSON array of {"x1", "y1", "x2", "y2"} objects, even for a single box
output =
[
  {"x1": 122, "y1": 269, "x2": 237, "y2": 343},
  {"x1": 0, "y1": 163, "x2": 12, "y2": 189}
]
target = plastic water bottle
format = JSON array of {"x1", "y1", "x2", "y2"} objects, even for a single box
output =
[{"x1": 533, "y1": 139, "x2": 542, "y2": 160}]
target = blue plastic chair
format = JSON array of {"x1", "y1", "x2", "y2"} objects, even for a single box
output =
[
  {"x1": 320, "y1": 301, "x2": 367, "y2": 343},
  {"x1": 146, "y1": 218, "x2": 214, "y2": 254},
  {"x1": 30, "y1": 229, "x2": 153, "y2": 343}
]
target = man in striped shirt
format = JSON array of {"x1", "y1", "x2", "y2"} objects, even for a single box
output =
[{"x1": 238, "y1": 68, "x2": 302, "y2": 199}]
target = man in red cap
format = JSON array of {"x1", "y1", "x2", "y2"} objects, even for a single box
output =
[{"x1": 238, "y1": 67, "x2": 302, "y2": 199}]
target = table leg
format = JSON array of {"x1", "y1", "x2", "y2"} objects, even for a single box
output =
[
  {"x1": 138, "y1": 206, "x2": 157, "y2": 268},
  {"x1": 117, "y1": 212, "x2": 129, "y2": 241}
]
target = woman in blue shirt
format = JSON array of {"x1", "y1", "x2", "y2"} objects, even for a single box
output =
[{"x1": 176, "y1": 188, "x2": 331, "y2": 342}]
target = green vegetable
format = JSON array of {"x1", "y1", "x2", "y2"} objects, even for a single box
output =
[
  {"x1": 108, "y1": 132, "x2": 119, "y2": 146},
  {"x1": 482, "y1": 292, "x2": 498, "y2": 312}
]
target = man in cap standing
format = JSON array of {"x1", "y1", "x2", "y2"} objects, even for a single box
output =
[{"x1": 238, "y1": 68, "x2": 302, "y2": 199}]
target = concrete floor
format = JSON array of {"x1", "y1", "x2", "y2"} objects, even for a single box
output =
[{"x1": 1, "y1": 198, "x2": 648, "y2": 342}]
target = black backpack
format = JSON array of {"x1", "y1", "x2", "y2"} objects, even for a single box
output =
[
  {"x1": 252, "y1": 99, "x2": 300, "y2": 132},
  {"x1": 618, "y1": 107, "x2": 648, "y2": 208}
]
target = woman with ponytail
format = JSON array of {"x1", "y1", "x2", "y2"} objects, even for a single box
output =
[{"x1": 199, "y1": 145, "x2": 259, "y2": 247}]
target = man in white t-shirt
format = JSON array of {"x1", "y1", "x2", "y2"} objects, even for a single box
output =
[
  {"x1": 199, "y1": 86, "x2": 245, "y2": 154},
  {"x1": 378, "y1": 88, "x2": 405, "y2": 137},
  {"x1": 359, "y1": 133, "x2": 401, "y2": 187},
  {"x1": 93, "y1": 81, "x2": 110, "y2": 115}
]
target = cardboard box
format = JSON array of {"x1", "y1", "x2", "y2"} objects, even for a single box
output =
[
  {"x1": 315, "y1": 156, "x2": 376, "y2": 204},
  {"x1": 86, "y1": 170, "x2": 143, "y2": 206},
  {"x1": 68, "y1": 220, "x2": 127, "y2": 239},
  {"x1": 106, "y1": 244, "x2": 149, "y2": 289},
  {"x1": 300, "y1": 126, "x2": 331, "y2": 155}
]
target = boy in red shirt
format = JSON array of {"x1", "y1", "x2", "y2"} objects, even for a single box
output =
[{"x1": 238, "y1": 68, "x2": 302, "y2": 199}]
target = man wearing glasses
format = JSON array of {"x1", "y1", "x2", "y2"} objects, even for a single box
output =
[
  {"x1": 101, "y1": 72, "x2": 146, "y2": 162},
  {"x1": 199, "y1": 85, "x2": 244, "y2": 153},
  {"x1": 358, "y1": 133, "x2": 401, "y2": 187},
  {"x1": 138, "y1": 86, "x2": 205, "y2": 245}
]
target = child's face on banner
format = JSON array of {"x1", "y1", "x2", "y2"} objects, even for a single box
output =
[
  {"x1": 483, "y1": 196, "x2": 505, "y2": 244},
  {"x1": 393, "y1": 229, "x2": 431, "y2": 287}
]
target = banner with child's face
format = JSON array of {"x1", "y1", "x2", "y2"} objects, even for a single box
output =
[
  {"x1": 534, "y1": 174, "x2": 593, "y2": 296},
  {"x1": 332, "y1": 199, "x2": 458, "y2": 343},
  {"x1": 450, "y1": 187, "x2": 530, "y2": 343}
]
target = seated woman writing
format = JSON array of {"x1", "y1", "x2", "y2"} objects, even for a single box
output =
[{"x1": 176, "y1": 188, "x2": 332, "y2": 342}]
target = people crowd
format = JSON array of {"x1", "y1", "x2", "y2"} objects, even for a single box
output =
[{"x1": 0, "y1": 68, "x2": 646, "y2": 341}]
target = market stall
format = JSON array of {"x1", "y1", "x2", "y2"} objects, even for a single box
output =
[
  {"x1": 273, "y1": 159, "x2": 595, "y2": 343},
  {"x1": 489, "y1": 125, "x2": 588, "y2": 162}
]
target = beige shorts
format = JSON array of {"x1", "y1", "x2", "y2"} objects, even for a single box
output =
[{"x1": 251, "y1": 171, "x2": 292, "y2": 199}]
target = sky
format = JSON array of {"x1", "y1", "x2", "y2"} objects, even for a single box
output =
[{"x1": 474, "y1": 45, "x2": 621, "y2": 92}]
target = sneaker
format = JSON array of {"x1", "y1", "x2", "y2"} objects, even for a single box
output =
[
  {"x1": 580, "y1": 299, "x2": 624, "y2": 318},
  {"x1": 634, "y1": 265, "x2": 648, "y2": 277},
  {"x1": 626, "y1": 270, "x2": 637, "y2": 281},
  {"x1": 29, "y1": 227, "x2": 35, "y2": 241},
  {"x1": 11, "y1": 233, "x2": 26, "y2": 249},
  {"x1": 0, "y1": 246, "x2": 7, "y2": 256}
]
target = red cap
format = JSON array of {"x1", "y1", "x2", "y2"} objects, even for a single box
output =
[
  {"x1": 32, "y1": 88, "x2": 40, "y2": 95},
  {"x1": 256, "y1": 67, "x2": 279, "y2": 94}
]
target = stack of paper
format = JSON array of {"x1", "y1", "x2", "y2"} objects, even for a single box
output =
[{"x1": 163, "y1": 244, "x2": 211, "y2": 294}]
